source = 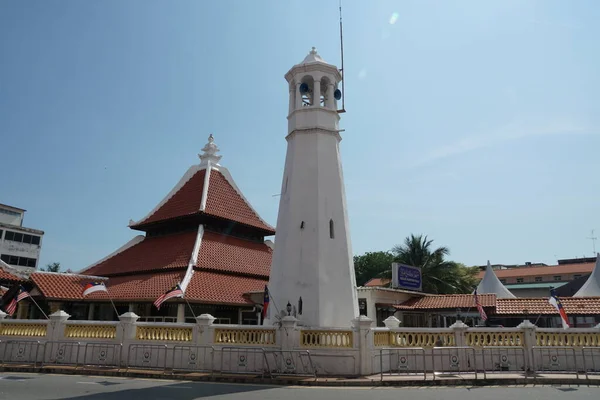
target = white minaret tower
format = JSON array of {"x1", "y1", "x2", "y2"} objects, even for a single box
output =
[{"x1": 267, "y1": 47, "x2": 358, "y2": 328}]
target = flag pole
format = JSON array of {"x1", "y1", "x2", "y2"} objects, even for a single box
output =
[
  {"x1": 28, "y1": 296, "x2": 48, "y2": 320},
  {"x1": 183, "y1": 297, "x2": 197, "y2": 321},
  {"x1": 106, "y1": 295, "x2": 120, "y2": 319}
]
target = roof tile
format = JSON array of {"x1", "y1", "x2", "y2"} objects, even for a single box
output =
[
  {"x1": 140, "y1": 168, "x2": 206, "y2": 226},
  {"x1": 197, "y1": 231, "x2": 272, "y2": 278},
  {"x1": 204, "y1": 170, "x2": 274, "y2": 233},
  {"x1": 82, "y1": 231, "x2": 197, "y2": 276},
  {"x1": 495, "y1": 297, "x2": 600, "y2": 315},
  {"x1": 477, "y1": 263, "x2": 595, "y2": 279},
  {"x1": 395, "y1": 294, "x2": 497, "y2": 310}
]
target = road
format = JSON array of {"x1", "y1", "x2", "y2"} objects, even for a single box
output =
[{"x1": 0, "y1": 372, "x2": 598, "y2": 400}]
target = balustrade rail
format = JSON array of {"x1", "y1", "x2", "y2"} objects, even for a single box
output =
[
  {"x1": 136, "y1": 325, "x2": 193, "y2": 342},
  {"x1": 300, "y1": 330, "x2": 353, "y2": 348},
  {"x1": 0, "y1": 323, "x2": 47, "y2": 337},
  {"x1": 213, "y1": 328, "x2": 276, "y2": 346},
  {"x1": 466, "y1": 331, "x2": 523, "y2": 347},
  {"x1": 536, "y1": 331, "x2": 600, "y2": 347},
  {"x1": 65, "y1": 324, "x2": 117, "y2": 340}
]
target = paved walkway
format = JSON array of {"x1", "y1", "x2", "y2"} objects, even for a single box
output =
[
  {"x1": 1, "y1": 372, "x2": 599, "y2": 400},
  {"x1": 0, "y1": 365, "x2": 598, "y2": 387}
]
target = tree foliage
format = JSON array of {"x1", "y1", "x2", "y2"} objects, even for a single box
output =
[
  {"x1": 354, "y1": 234, "x2": 478, "y2": 295},
  {"x1": 42, "y1": 262, "x2": 61, "y2": 273},
  {"x1": 353, "y1": 251, "x2": 395, "y2": 286}
]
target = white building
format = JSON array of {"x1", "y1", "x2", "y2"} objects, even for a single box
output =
[
  {"x1": 0, "y1": 203, "x2": 44, "y2": 269},
  {"x1": 267, "y1": 48, "x2": 358, "y2": 328}
]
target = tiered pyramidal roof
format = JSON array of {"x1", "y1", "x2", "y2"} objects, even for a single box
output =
[{"x1": 33, "y1": 135, "x2": 274, "y2": 305}]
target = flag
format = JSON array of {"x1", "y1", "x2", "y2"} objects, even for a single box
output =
[
  {"x1": 4, "y1": 286, "x2": 30, "y2": 316},
  {"x1": 262, "y1": 285, "x2": 269, "y2": 320},
  {"x1": 5, "y1": 298, "x2": 17, "y2": 316},
  {"x1": 83, "y1": 282, "x2": 108, "y2": 297},
  {"x1": 153, "y1": 284, "x2": 183, "y2": 310},
  {"x1": 549, "y1": 289, "x2": 569, "y2": 329},
  {"x1": 16, "y1": 287, "x2": 30, "y2": 302},
  {"x1": 474, "y1": 289, "x2": 488, "y2": 321}
]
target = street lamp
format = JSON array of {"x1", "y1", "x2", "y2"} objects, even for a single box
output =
[{"x1": 286, "y1": 302, "x2": 292, "y2": 316}]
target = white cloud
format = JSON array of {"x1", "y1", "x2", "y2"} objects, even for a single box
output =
[{"x1": 411, "y1": 118, "x2": 592, "y2": 167}]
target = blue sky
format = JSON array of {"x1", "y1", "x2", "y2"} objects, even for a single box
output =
[{"x1": 1, "y1": 0, "x2": 598, "y2": 271}]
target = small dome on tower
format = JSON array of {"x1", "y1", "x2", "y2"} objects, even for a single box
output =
[{"x1": 301, "y1": 47, "x2": 327, "y2": 65}]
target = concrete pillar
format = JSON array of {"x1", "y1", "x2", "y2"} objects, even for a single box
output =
[
  {"x1": 87, "y1": 303, "x2": 95, "y2": 320},
  {"x1": 326, "y1": 83, "x2": 335, "y2": 109},
  {"x1": 450, "y1": 320, "x2": 468, "y2": 347},
  {"x1": 279, "y1": 316, "x2": 298, "y2": 350},
  {"x1": 295, "y1": 82, "x2": 302, "y2": 109},
  {"x1": 383, "y1": 316, "x2": 400, "y2": 329},
  {"x1": 288, "y1": 84, "x2": 295, "y2": 115},
  {"x1": 177, "y1": 304, "x2": 185, "y2": 323},
  {"x1": 48, "y1": 310, "x2": 71, "y2": 341},
  {"x1": 128, "y1": 303, "x2": 135, "y2": 313},
  {"x1": 517, "y1": 319, "x2": 537, "y2": 372},
  {"x1": 196, "y1": 314, "x2": 216, "y2": 345},
  {"x1": 313, "y1": 79, "x2": 321, "y2": 107},
  {"x1": 352, "y1": 316, "x2": 374, "y2": 376}
]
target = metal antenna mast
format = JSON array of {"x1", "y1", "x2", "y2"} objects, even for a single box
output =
[
  {"x1": 338, "y1": 0, "x2": 346, "y2": 113},
  {"x1": 588, "y1": 229, "x2": 598, "y2": 255}
]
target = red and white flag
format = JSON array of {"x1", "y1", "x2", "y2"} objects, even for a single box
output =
[{"x1": 474, "y1": 289, "x2": 488, "y2": 321}]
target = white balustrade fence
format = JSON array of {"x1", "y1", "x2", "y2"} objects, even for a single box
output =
[{"x1": 0, "y1": 311, "x2": 599, "y2": 379}]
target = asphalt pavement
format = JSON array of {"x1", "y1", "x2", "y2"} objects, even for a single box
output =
[{"x1": 0, "y1": 372, "x2": 599, "y2": 400}]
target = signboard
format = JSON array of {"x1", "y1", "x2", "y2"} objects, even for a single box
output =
[{"x1": 391, "y1": 263, "x2": 422, "y2": 291}]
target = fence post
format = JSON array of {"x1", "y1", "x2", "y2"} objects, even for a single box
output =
[
  {"x1": 196, "y1": 314, "x2": 216, "y2": 345},
  {"x1": 450, "y1": 320, "x2": 468, "y2": 347},
  {"x1": 48, "y1": 310, "x2": 71, "y2": 341},
  {"x1": 517, "y1": 319, "x2": 537, "y2": 373},
  {"x1": 352, "y1": 315, "x2": 374, "y2": 376},
  {"x1": 279, "y1": 316, "x2": 298, "y2": 350},
  {"x1": 118, "y1": 312, "x2": 139, "y2": 366},
  {"x1": 383, "y1": 316, "x2": 400, "y2": 329}
]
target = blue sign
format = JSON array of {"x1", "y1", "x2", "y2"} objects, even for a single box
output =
[{"x1": 392, "y1": 263, "x2": 422, "y2": 291}]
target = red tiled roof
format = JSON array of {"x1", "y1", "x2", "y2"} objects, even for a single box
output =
[
  {"x1": 133, "y1": 167, "x2": 275, "y2": 234},
  {"x1": 197, "y1": 231, "x2": 272, "y2": 278},
  {"x1": 0, "y1": 267, "x2": 24, "y2": 282},
  {"x1": 33, "y1": 269, "x2": 264, "y2": 305},
  {"x1": 477, "y1": 263, "x2": 595, "y2": 280},
  {"x1": 395, "y1": 294, "x2": 497, "y2": 310},
  {"x1": 185, "y1": 271, "x2": 266, "y2": 305},
  {"x1": 495, "y1": 297, "x2": 600, "y2": 315},
  {"x1": 364, "y1": 278, "x2": 390, "y2": 287},
  {"x1": 139, "y1": 168, "x2": 206, "y2": 226},
  {"x1": 31, "y1": 272, "x2": 109, "y2": 300},
  {"x1": 203, "y1": 170, "x2": 274, "y2": 233},
  {"x1": 81, "y1": 231, "x2": 197, "y2": 276}
]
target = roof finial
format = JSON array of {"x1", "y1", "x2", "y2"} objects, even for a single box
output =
[
  {"x1": 198, "y1": 134, "x2": 222, "y2": 166},
  {"x1": 310, "y1": 46, "x2": 317, "y2": 54}
]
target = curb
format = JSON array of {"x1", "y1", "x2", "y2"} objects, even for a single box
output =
[{"x1": 0, "y1": 366, "x2": 598, "y2": 387}]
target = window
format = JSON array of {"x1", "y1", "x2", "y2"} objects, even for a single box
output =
[
  {"x1": 13, "y1": 233, "x2": 23, "y2": 242},
  {"x1": 0, "y1": 208, "x2": 20, "y2": 217},
  {"x1": 0, "y1": 229, "x2": 3, "y2": 239},
  {"x1": 553, "y1": 275, "x2": 562, "y2": 281},
  {"x1": 31, "y1": 236, "x2": 40, "y2": 245},
  {"x1": 535, "y1": 277, "x2": 542, "y2": 282},
  {"x1": 4, "y1": 231, "x2": 14, "y2": 241},
  {"x1": 0, "y1": 254, "x2": 36, "y2": 268},
  {"x1": 574, "y1": 274, "x2": 582, "y2": 279},
  {"x1": 329, "y1": 219, "x2": 335, "y2": 239},
  {"x1": 2, "y1": 230, "x2": 41, "y2": 245},
  {"x1": 516, "y1": 278, "x2": 524, "y2": 283}
]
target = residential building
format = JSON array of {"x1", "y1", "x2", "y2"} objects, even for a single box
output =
[{"x1": 0, "y1": 203, "x2": 44, "y2": 270}]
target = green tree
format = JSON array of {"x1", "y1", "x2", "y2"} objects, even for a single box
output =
[
  {"x1": 43, "y1": 262, "x2": 61, "y2": 273},
  {"x1": 387, "y1": 234, "x2": 477, "y2": 294},
  {"x1": 353, "y1": 251, "x2": 395, "y2": 286}
]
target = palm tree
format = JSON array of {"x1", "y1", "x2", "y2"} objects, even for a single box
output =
[{"x1": 384, "y1": 234, "x2": 477, "y2": 294}]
